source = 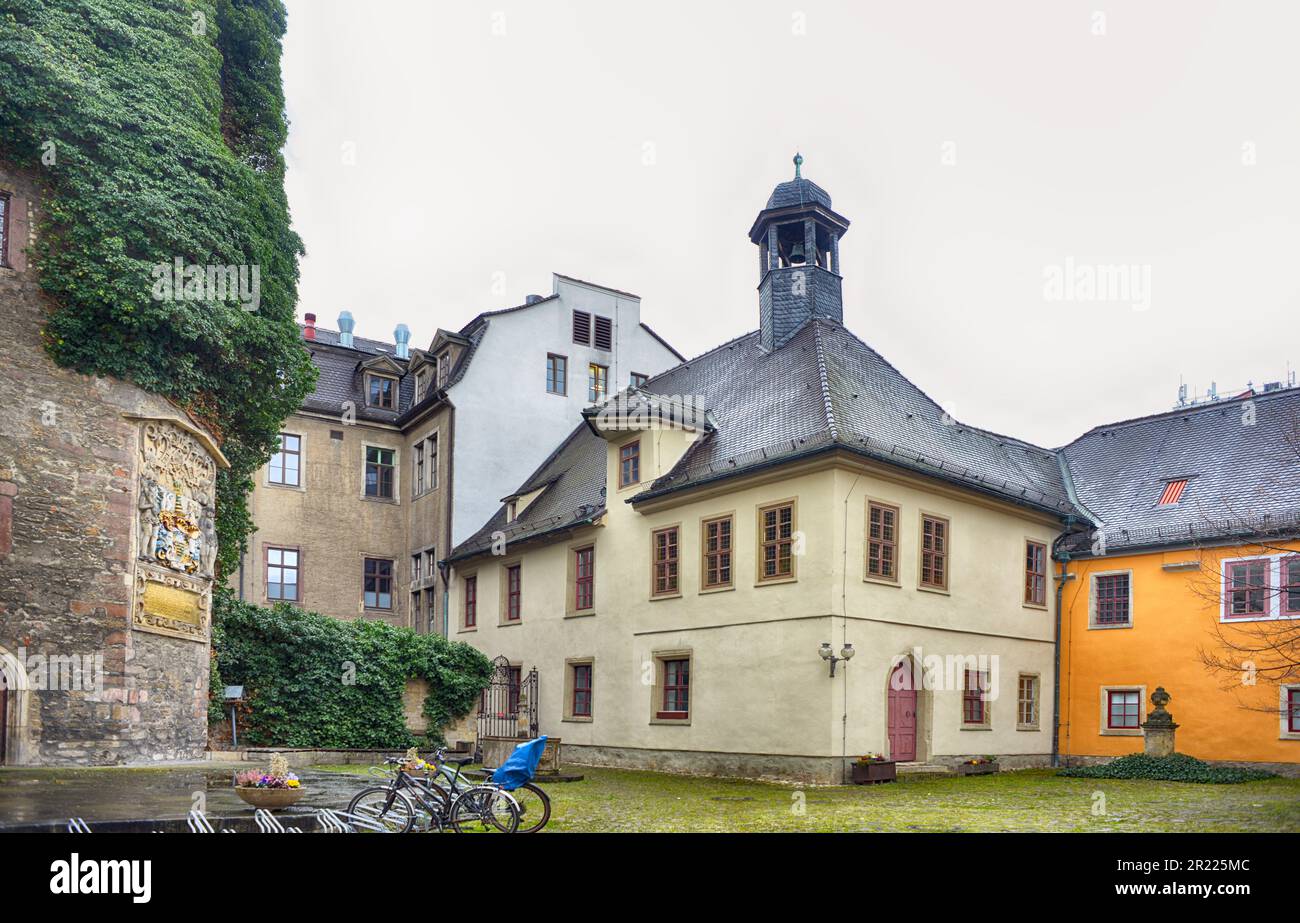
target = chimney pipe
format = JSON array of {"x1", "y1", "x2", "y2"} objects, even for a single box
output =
[
  {"x1": 393, "y1": 324, "x2": 411, "y2": 359},
  {"x1": 338, "y1": 310, "x2": 355, "y2": 348},
  {"x1": 303, "y1": 312, "x2": 316, "y2": 340}
]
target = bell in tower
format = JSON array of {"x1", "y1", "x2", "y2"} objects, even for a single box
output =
[{"x1": 749, "y1": 153, "x2": 851, "y2": 350}]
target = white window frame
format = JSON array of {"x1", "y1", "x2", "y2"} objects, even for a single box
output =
[
  {"x1": 1220, "y1": 553, "x2": 1300, "y2": 623},
  {"x1": 266, "y1": 431, "x2": 304, "y2": 490}
]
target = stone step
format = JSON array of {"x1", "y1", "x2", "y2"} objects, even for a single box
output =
[{"x1": 895, "y1": 761, "x2": 950, "y2": 774}]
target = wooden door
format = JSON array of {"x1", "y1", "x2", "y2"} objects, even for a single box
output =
[{"x1": 887, "y1": 663, "x2": 916, "y2": 762}]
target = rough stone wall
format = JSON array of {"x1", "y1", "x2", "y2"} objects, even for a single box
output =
[{"x1": 0, "y1": 161, "x2": 211, "y2": 765}]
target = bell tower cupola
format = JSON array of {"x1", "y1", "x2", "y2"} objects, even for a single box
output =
[{"x1": 749, "y1": 153, "x2": 851, "y2": 350}]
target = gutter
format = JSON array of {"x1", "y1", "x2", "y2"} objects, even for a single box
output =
[
  {"x1": 632, "y1": 440, "x2": 1074, "y2": 520},
  {"x1": 442, "y1": 512, "x2": 604, "y2": 567}
]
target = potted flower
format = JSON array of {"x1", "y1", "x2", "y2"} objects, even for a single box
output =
[
  {"x1": 234, "y1": 753, "x2": 306, "y2": 808},
  {"x1": 849, "y1": 753, "x2": 897, "y2": 784},
  {"x1": 956, "y1": 755, "x2": 1000, "y2": 776}
]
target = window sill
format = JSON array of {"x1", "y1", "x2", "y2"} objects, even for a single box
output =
[
  {"x1": 1100, "y1": 728, "x2": 1142, "y2": 737},
  {"x1": 650, "y1": 716, "x2": 691, "y2": 726},
  {"x1": 863, "y1": 575, "x2": 901, "y2": 588},
  {"x1": 457, "y1": 626, "x2": 478, "y2": 634},
  {"x1": 361, "y1": 496, "x2": 399, "y2": 505},
  {"x1": 1022, "y1": 602, "x2": 1048, "y2": 611},
  {"x1": 1220, "y1": 613, "x2": 1300, "y2": 623},
  {"x1": 698, "y1": 584, "x2": 735, "y2": 595},
  {"x1": 498, "y1": 619, "x2": 522, "y2": 628},
  {"x1": 649, "y1": 592, "x2": 682, "y2": 602},
  {"x1": 562, "y1": 716, "x2": 593, "y2": 724},
  {"x1": 1279, "y1": 733, "x2": 1300, "y2": 741},
  {"x1": 363, "y1": 607, "x2": 395, "y2": 614},
  {"x1": 959, "y1": 725, "x2": 992, "y2": 731},
  {"x1": 1088, "y1": 622, "x2": 1132, "y2": 631},
  {"x1": 266, "y1": 482, "x2": 305, "y2": 492},
  {"x1": 917, "y1": 584, "x2": 950, "y2": 596},
  {"x1": 1016, "y1": 724, "x2": 1041, "y2": 732},
  {"x1": 755, "y1": 576, "x2": 797, "y2": 588},
  {"x1": 565, "y1": 610, "x2": 597, "y2": 619}
]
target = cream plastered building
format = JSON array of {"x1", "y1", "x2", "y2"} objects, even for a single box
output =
[
  {"x1": 236, "y1": 275, "x2": 681, "y2": 631},
  {"x1": 445, "y1": 161, "x2": 1083, "y2": 781}
]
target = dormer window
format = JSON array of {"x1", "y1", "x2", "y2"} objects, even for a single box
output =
[
  {"x1": 437, "y1": 352, "x2": 451, "y2": 387},
  {"x1": 1157, "y1": 479, "x2": 1188, "y2": 506},
  {"x1": 506, "y1": 500, "x2": 518, "y2": 522},
  {"x1": 365, "y1": 372, "x2": 396, "y2": 409},
  {"x1": 415, "y1": 369, "x2": 429, "y2": 402}
]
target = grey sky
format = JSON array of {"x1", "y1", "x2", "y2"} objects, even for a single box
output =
[{"x1": 281, "y1": 0, "x2": 1299, "y2": 448}]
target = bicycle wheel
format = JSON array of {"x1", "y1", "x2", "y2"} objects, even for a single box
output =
[
  {"x1": 409, "y1": 778, "x2": 452, "y2": 832},
  {"x1": 509, "y1": 782, "x2": 551, "y2": 834},
  {"x1": 347, "y1": 786, "x2": 416, "y2": 833},
  {"x1": 449, "y1": 786, "x2": 519, "y2": 834}
]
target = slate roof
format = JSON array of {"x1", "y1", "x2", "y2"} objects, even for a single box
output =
[
  {"x1": 449, "y1": 316, "x2": 1083, "y2": 562},
  {"x1": 766, "y1": 177, "x2": 834, "y2": 211},
  {"x1": 1058, "y1": 388, "x2": 1300, "y2": 555},
  {"x1": 299, "y1": 327, "x2": 415, "y2": 424}
]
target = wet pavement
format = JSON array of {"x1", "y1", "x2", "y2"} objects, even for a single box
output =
[{"x1": 0, "y1": 763, "x2": 373, "y2": 827}]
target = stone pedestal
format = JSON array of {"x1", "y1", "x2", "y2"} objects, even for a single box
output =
[{"x1": 1140, "y1": 686, "x2": 1178, "y2": 757}]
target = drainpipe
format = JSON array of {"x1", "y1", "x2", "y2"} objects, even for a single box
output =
[{"x1": 1050, "y1": 523, "x2": 1075, "y2": 769}]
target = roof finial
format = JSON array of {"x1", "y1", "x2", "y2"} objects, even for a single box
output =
[{"x1": 793, "y1": 152, "x2": 804, "y2": 179}]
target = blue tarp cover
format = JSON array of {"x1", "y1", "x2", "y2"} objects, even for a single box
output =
[{"x1": 490, "y1": 736, "x2": 547, "y2": 791}]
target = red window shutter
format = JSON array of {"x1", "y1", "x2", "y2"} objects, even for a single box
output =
[
  {"x1": 593, "y1": 315, "x2": 613, "y2": 351},
  {"x1": 572, "y1": 310, "x2": 591, "y2": 345},
  {"x1": 1158, "y1": 479, "x2": 1187, "y2": 506}
]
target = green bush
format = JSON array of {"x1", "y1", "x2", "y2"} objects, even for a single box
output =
[
  {"x1": 212, "y1": 589, "x2": 493, "y2": 749},
  {"x1": 1059, "y1": 752, "x2": 1275, "y2": 784},
  {"x1": 0, "y1": 0, "x2": 316, "y2": 575}
]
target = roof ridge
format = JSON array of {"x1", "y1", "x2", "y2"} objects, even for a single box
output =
[
  {"x1": 810, "y1": 320, "x2": 839, "y2": 441},
  {"x1": 1065, "y1": 387, "x2": 1300, "y2": 445},
  {"x1": 642, "y1": 329, "x2": 761, "y2": 387}
]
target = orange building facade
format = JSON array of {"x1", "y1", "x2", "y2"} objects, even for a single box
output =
[{"x1": 1058, "y1": 540, "x2": 1300, "y2": 771}]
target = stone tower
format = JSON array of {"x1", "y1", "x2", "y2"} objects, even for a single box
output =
[{"x1": 750, "y1": 153, "x2": 851, "y2": 351}]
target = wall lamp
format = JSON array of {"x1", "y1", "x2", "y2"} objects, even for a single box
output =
[{"x1": 819, "y1": 642, "x2": 855, "y2": 677}]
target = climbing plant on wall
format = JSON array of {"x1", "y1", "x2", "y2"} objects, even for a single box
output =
[
  {"x1": 0, "y1": 0, "x2": 315, "y2": 574},
  {"x1": 213, "y1": 590, "x2": 494, "y2": 748}
]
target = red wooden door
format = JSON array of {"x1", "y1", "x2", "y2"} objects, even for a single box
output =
[{"x1": 887, "y1": 663, "x2": 916, "y2": 761}]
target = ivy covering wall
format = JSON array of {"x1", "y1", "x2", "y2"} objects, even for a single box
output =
[
  {"x1": 213, "y1": 590, "x2": 494, "y2": 748},
  {"x1": 0, "y1": 0, "x2": 316, "y2": 574}
]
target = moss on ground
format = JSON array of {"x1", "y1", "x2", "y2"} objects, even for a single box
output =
[{"x1": 312, "y1": 765, "x2": 1300, "y2": 833}]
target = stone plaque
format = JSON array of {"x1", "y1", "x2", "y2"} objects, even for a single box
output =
[
  {"x1": 134, "y1": 565, "x2": 209, "y2": 641},
  {"x1": 129, "y1": 419, "x2": 222, "y2": 642}
]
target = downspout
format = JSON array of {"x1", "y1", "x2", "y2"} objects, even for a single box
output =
[
  {"x1": 1050, "y1": 450, "x2": 1099, "y2": 769},
  {"x1": 1050, "y1": 532, "x2": 1071, "y2": 769},
  {"x1": 442, "y1": 403, "x2": 456, "y2": 638}
]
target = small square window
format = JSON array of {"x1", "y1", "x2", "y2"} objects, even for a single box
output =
[
  {"x1": 1107, "y1": 689, "x2": 1141, "y2": 729},
  {"x1": 1226, "y1": 560, "x2": 1268, "y2": 617},
  {"x1": 366, "y1": 374, "x2": 396, "y2": 409},
  {"x1": 1093, "y1": 573, "x2": 1130, "y2": 626}
]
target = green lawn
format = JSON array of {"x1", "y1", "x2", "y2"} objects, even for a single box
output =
[{"x1": 314, "y1": 764, "x2": 1300, "y2": 833}]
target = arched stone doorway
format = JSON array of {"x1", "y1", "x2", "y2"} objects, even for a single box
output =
[
  {"x1": 883, "y1": 655, "x2": 930, "y2": 763},
  {"x1": 0, "y1": 645, "x2": 31, "y2": 766}
]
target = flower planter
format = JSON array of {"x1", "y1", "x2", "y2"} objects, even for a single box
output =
[
  {"x1": 955, "y1": 761, "x2": 999, "y2": 776},
  {"x1": 850, "y1": 760, "x2": 897, "y2": 784},
  {"x1": 234, "y1": 786, "x2": 306, "y2": 809}
]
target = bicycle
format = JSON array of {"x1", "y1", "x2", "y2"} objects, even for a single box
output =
[
  {"x1": 428, "y1": 747, "x2": 552, "y2": 834},
  {"x1": 347, "y1": 756, "x2": 519, "y2": 833}
]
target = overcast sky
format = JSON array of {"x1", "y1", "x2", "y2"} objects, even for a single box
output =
[{"x1": 281, "y1": 0, "x2": 1299, "y2": 448}]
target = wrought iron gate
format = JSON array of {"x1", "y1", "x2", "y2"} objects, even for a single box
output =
[{"x1": 478, "y1": 655, "x2": 538, "y2": 739}]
